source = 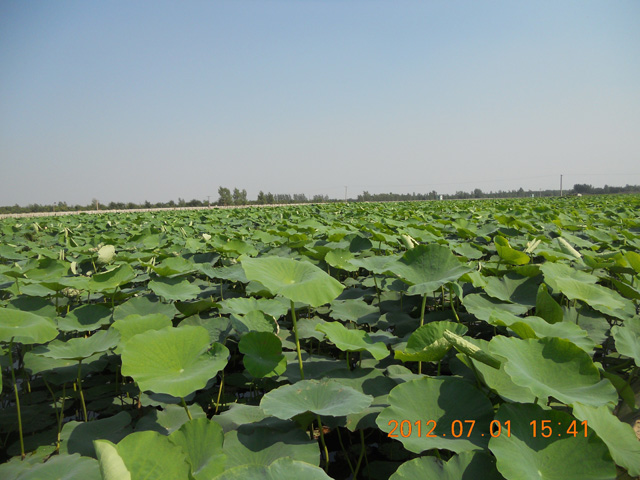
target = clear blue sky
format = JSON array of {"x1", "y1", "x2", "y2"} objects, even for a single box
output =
[{"x1": 1, "y1": 0, "x2": 639, "y2": 205}]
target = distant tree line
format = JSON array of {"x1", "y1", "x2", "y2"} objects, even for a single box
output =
[{"x1": 2, "y1": 184, "x2": 640, "y2": 214}]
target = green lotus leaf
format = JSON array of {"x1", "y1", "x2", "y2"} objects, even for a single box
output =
[
  {"x1": 97, "y1": 245, "x2": 116, "y2": 264},
  {"x1": 0, "y1": 308, "x2": 58, "y2": 344},
  {"x1": 168, "y1": 418, "x2": 226, "y2": 480},
  {"x1": 113, "y1": 295, "x2": 178, "y2": 321},
  {"x1": 462, "y1": 293, "x2": 530, "y2": 321},
  {"x1": 376, "y1": 377, "x2": 494, "y2": 453},
  {"x1": 150, "y1": 256, "x2": 196, "y2": 277},
  {"x1": 611, "y1": 317, "x2": 640, "y2": 365},
  {"x1": 260, "y1": 379, "x2": 373, "y2": 419},
  {"x1": 389, "y1": 451, "x2": 502, "y2": 480},
  {"x1": 215, "y1": 457, "x2": 330, "y2": 480},
  {"x1": 488, "y1": 310, "x2": 595, "y2": 353},
  {"x1": 535, "y1": 283, "x2": 563, "y2": 323},
  {"x1": 58, "y1": 304, "x2": 113, "y2": 332},
  {"x1": 239, "y1": 331, "x2": 286, "y2": 378},
  {"x1": 230, "y1": 310, "x2": 278, "y2": 335},
  {"x1": 219, "y1": 297, "x2": 289, "y2": 318},
  {"x1": 488, "y1": 336, "x2": 617, "y2": 407},
  {"x1": 550, "y1": 277, "x2": 634, "y2": 319},
  {"x1": 60, "y1": 411, "x2": 132, "y2": 458},
  {"x1": 489, "y1": 403, "x2": 615, "y2": 480},
  {"x1": 136, "y1": 403, "x2": 206, "y2": 435},
  {"x1": 148, "y1": 277, "x2": 201, "y2": 302},
  {"x1": 494, "y1": 235, "x2": 530, "y2": 265},
  {"x1": 325, "y1": 249, "x2": 358, "y2": 272},
  {"x1": 223, "y1": 427, "x2": 320, "y2": 469},
  {"x1": 23, "y1": 258, "x2": 69, "y2": 282},
  {"x1": 572, "y1": 403, "x2": 640, "y2": 476},
  {"x1": 625, "y1": 250, "x2": 640, "y2": 273},
  {"x1": 349, "y1": 255, "x2": 398, "y2": 274},
  {"x1": 455, "y1": 339, "x2": 537, "y2": 404},
  {"x1": 121, "y1": 326, "x2": 228, "y2": 398},
  {"x1": 33, "y1": 329, "x2": 120, "y2": 361},
  {"x1": 394, "y1": 321, "x2": 467, "y2": 363},
  {"x1": 111, "y1": 314, "x2": 172, "y2": 352},
  {"x1": 387, "y1": 244, "x2": 471, "y2": 296},
  {"x1": 316, "y1": 321, "x2": 388, "y2": 360},
  {"x1": 212, "y1": 404, "x2": 293, "y2": 433},
  {"x1": 241, "y1": 256, "x2": 344, "y2": 307},
  {"x1": 16, "y1": 453, "x2": 101, "y2": 480},
  {"x1": 483, "y1": 272, "x2": 539, "y2": 307},
  {"x1": 88, "y1": 264, "x2": 136, "y2": 292},
  {"x1": 94, "y1": 431, "x2": 190, "y2": 480},
  {"x1": 443, "y1": 330, "x2": 501, "y2": 369},
  {"x1": 329, "y1": 298, "x2": 379, "y2": 324}
]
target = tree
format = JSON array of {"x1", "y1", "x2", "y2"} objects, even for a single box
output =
[
  {"x1": 232, "y1": 188, "x2": 248, "y2": 205},
  {"x1": 256, "y1": 191, "x2": 266, "y2": 204},
  {"x1": 265, "y1": 192, "x2": 275, "y2": 204},
  {"x1": 218, "y1": 187, "x2": 232, "y2": 206}
]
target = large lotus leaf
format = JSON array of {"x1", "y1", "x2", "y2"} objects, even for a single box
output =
[
  {"x1": 349, "y1": 255, "x2": 398, "y2": 274},
  {"x1": 150, "y1": 256, "x2": 196, "y2": 277},
  {"x1": 551, "y1": 277, "x2": 634, "y2": 319},
  {"x1": 442, "y1": 330, "x2": 501, "y2": 369},
  {"x1": 136, "y1": 403, "x2": 206, "y2": 435},
  {"x1": 58, "y1": 304, "x2": 113, "y2": 332},
  {"x1": 389, "y1": 451, "x2": 502, "y2": 480},
  {"x1": 16, "y1": 453, "x2": 101, "y2": 480},
  {"x1": 329, "y1": 299, "x2": 379, "y2": 324},
  {"x1": 489, "y1": 403, "x2": 615, "y2": 480},
  {"x1": 540, "y1": 262, "x2": 598, "y2": 289},
  {"x1": 148, "y1": 277, "x2": 201, "y2": 302},
  {"x1": 316, "y1": 322, "x2": 389, "y2": 360},
  {"x1": 113, "y1": 295, "x2": 178, "y2": 321},
  {"x1": 395, "y1": 321, "x2": 467, "y2": 362},
  {"x1": 23, "y1": 258, "x2": 69, "y2": 282},
  {"x1": 488, "y1": 310, "x2": 595, "y2": 353},
  {"x1": 483, "y1": 272, "x2": 540, "y2": 307},
  {"x1": 219, "y1": 297, "x2": 289, "y2": 318},
  {"x1": 7, "y1": 296, "x2": 57, "y2": 318},
  {"x1": 60, "y1": 411, "x2": 132, "y2": 458},
  {"x1": 325, "y1": 249, "x2": 358, "y2": 272},
  {"x1": 535, "y1": 283, "x2": 563, "y2": 324},
  {"x1": 215, "y1": 457, "x2": 330, "y2": 480},
  {"x1": 572, "y1": 403, "x2": 640, "y2": 476},
  {"x1": 223, "y1": 427, "x2": 320, "y2": 469},
  {"x1": 494, "y1": 235, "x2": 530, "y2": 265},
  {"x1": 212, "y1": 404, "x2": 294, "y2": 433},
  {"x1": 168, "y1": 418, "x2": 226, "y2": 480},
  {"x1": 387, "y1": 244, "x2": 471, "y2": 296},
  {"x1": 33, "y1": 329, "x2": 120, "y2": 361},
  {"x1": 239, "y1": 331, "x2": 286, "y2": 378},
  {"x1": 455, "y1": 338, "x2": 537, "y2": 404},
  {"x1": 97, "y1": 245, "x2": 116, "y2": 264},
  {"x1": 489, "y1": 336, "x2": 617, "y2": 407},
  {"x1": 88, "y1": 264, "x2": 136, "y2": 292},
  {"x1": 611, "y1": 317, "x2": 640, "y2": 365},
  {"x1": 230, "y1": 311, "x2": 278, "y2": 335},
  {"x1": 94, "y1": 431, "x2": 190, "y2": 480},
  {"x1": 121, "y1": 326, "x2": 229, "y2": 398},
  {"x1": 241, "y1": 256, "x2": 344, "y2": 307},
  {"x1": 23, "y1": 351, "x2": 108, "y2": 384},
  {"x1": 376, "y1": 377, "x2": 494, "y2": 453},
  {"x1": 260, "y1": 379, "x2": 373, "y2": 419},
  {"x1": 0, "y1": 308, "x2": 58, "y2": 344},
  {"x1": 625, "y1": 251, "x2": 640, "y2": 273},
  {"x1": 462, "y1": 293, "x2": 530, "y2": 321},
  {"x1": 111, "y1": 314, "x2": 173, "y2": 349}
]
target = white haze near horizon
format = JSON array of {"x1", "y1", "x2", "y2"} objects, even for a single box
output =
[{"x1": 1, "y1": 1, "x2": 639, "y2": 206}]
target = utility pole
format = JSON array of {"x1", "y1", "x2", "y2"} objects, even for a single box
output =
[
  {"x1": 344, "y1": 186, "x2": 347, "y2": 202},
  {"x1": 206, "y1": 196, "x2": 211, "y2": 208},
  {"x1": 560, "y1": 175, "x2": 563, "y2": 197}
]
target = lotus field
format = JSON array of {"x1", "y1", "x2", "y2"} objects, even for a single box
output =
[{"x1": 1, "y1": 196, "x2": 639, "y2": 479}]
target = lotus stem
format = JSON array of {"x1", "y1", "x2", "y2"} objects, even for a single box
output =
[
  {"x1": 372, "y1": 275, "x2": 382, "y2": 312},
  {"x1": 418, "y1": 293, "x2": 428, "y2": 375},
  {"x1": 449, "y1": 286, "x2": 461, "y2": 323},
  {"x1": 214, "y1": 372, "x2": 225, "y2": 415},
  {"x1": 290, "y1": 300, "x2": 305, "y2": 380},
  {"x1": 353, "y1": 429, "x2": 366, "y2": 479},
  {"x1": 181, "y1": 397, "x2": 193, "y2": 421},
  {"x1": 77, "y1": 360, "x2": 88, "y2": 422},
  {"x1": 335, "y1": 428, "x2": 354, "y2": 475},
  {"x1": 316, "y1": 415, "x2": 330, "y2": 472},
  {"x1": 8, "y1": 340, "x2": 25, "y2": 459}
]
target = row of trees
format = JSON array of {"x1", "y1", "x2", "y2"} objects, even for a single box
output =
[{"x1": 3, "y1": 184, "x2": 640, "y2": 215}]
